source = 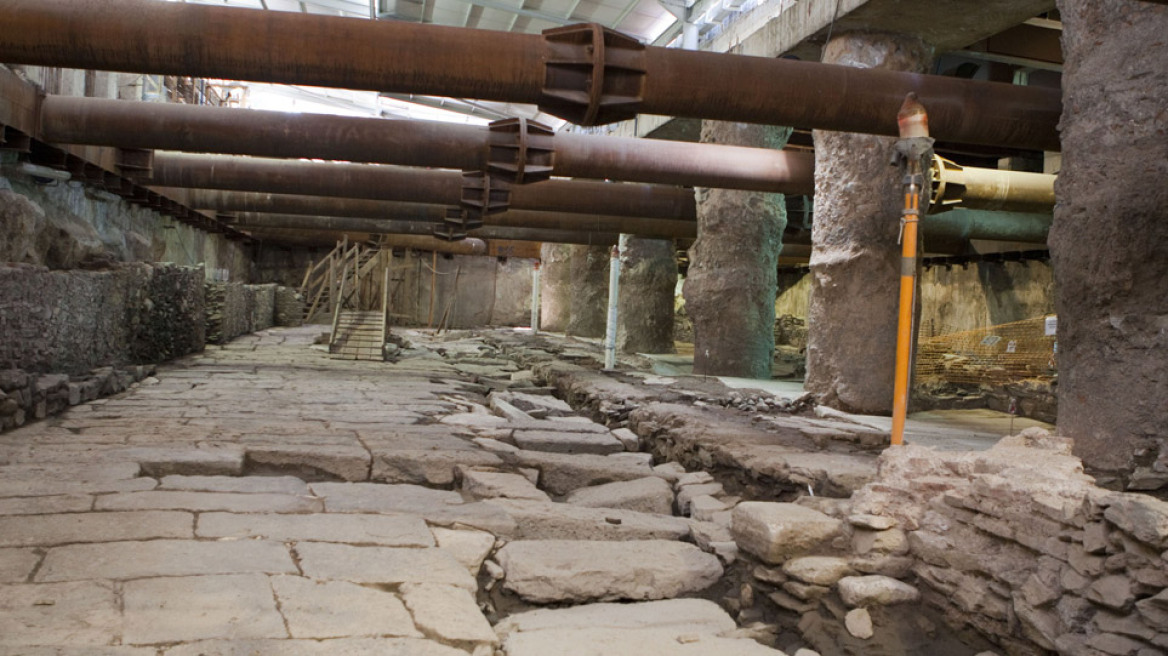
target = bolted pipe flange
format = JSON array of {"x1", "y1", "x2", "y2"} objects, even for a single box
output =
[
  {"x1": 487, "y1": 117, "x2": 555, "y2": 185},
  {"x1": 432, "y1": 223, "x2": 468, "y2": 242},
  {"x1": 444, "y1": 206, "x2": 483, "y2": 231},
  {"x1": 116, "y1": 148, "x2": 154, "y2": 179},
  {"x1": 929, "y1": 155, "x2": 966, "y2": 214},
  {"x1": 460, "y1": 170, "x2": 510, "y2": 223},
  {"x1": 539, "y1": 23, "x2": 646, "y2": 127}
]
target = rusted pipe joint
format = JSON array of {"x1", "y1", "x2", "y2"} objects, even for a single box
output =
[
  {"x1": 539, "y1": 23, "x2": 646, "y2": 126},
  {"x1": 459, "y1": 170, "x2": 511, "y2": 222},
  {"x1": 487, "y1": 118, "x2": 555, "y2": 185}
]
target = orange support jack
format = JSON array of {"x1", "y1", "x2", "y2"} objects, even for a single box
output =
[{"x1": 890, "y1": 93, "x2": 933, "y2": 447}]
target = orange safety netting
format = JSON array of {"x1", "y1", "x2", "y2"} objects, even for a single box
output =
[{"x1": 914, "y1": 316, "x2": 1058, "y2": 386}]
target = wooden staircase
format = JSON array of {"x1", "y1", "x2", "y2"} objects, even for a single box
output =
[
  {"x1": 330, "y1": 311, "x2": 386, "y2": 361},
  {"x1": 300, "y1": 237, "x2": 396, "y2": 362}
]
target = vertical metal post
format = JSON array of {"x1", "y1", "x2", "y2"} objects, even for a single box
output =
[
  {"x1": 891, "y1": 93, "x2": 932, "y2": 447},
  {"x1": 603, "y1": 237, "x2": 624, "y2": 370},
  {"x1": 530, "y1": 260, "x2": 541, "y2": 333}
]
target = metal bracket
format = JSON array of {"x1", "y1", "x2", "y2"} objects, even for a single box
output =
[
  {"x1": 487, "y1": 118, "x2": 555, "y2": 185},
  {"x1": 116, "y1": 148, "x2": 154, "y2": 180},
  {"x1": 432, "y1": 223, "x2": 468, "y2": 242},
  {"x1": 929, "y1": 155, "x2": 966, "y2": 213},
  {"x1": 539, "y1": 23, "x2": 646, "y2": 126},
  {"x1": 457, "y1": 169, "x2": 510, "y2": 225},
  {"x1": 443, "y1": 205, "x2": 481, "y2": 231}
]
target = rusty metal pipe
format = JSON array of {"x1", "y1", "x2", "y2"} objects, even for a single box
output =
[
  {"x1": 232, "y1": 210, "x2": 694, "y2": 239},
  {"x1": 147, "y1": 153, "x2": 698, "y2": 221},
  {"x1": 0, "y1": 0, "x2": 1061, "y2": 150},
  {"x1": 167, "y1": 189, "x2": 696, "y2": 238},
  {"x1": 40, "y1": 95, "x2": 814, "y2": 194},
  {"x1": 233, "y1": 214, "x2": 621, "y2": 246}
]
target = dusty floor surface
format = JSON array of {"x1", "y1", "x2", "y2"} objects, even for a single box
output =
[{"x1": 0, "y1": 326, "x2": 1037, "y2": 655}]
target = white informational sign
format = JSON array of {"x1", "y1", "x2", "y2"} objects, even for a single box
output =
[
  {"x1": 1045, "y1": 315, "x2": 1058, "y2": 336},
  {"x1": 1006, "y1": 340, "x2": 1017, "y2": 354}
]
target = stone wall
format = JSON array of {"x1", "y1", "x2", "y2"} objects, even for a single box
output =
[
  {"x1": 204, "y1": 282, "x2": 285, "y2": 345},
  {"x1": 850, "y1": 433, "x2": 1168, "y2": 655},
  {"x1": 0, "y1": 262, "x2": 205, "y2": 374},
  {"x1": 0, "y1": 364, "x2": 156, "y2": 432},
  {"x1": 729, "y1": 431, "x2": 1168, "y2": 656},
  {"x1": 274, "y1": 286, "x2": 305, "y2": 328}
]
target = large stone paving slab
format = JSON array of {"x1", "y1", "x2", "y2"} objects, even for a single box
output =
[
  {"x1": 0, "y1": 494, "x2": 95, "y2": 516},
  {"x1": 36, "y1": 539, "x2": 296, "y2": 582},
  {"x1": 495, "y1": 540, "x2": 723, "y2": 603},
  {"x1": 0, "y1": 511, "x2": 193, "y2": 548},
  {"x1": 310, "y1": 483, "x2": 516, "y2": 535},
  {"x1": 160, "y1": 475, "x2": 310, "y2": 495},
  {"x1": 295, "y1": 543, "x2": 476, "y2": 591},
  {"x1": 123, "y1": 574, "x2": 287, "y2": 645},
  {"x1": 163, "y1": 638, "x2": 470, "y2": 655},
  {"x1": 399, "y1": 583, "x2": 498, "y2": 646},
  {"x1": 197, "y1": 512, "x2": 435, "y2": 547},
  {"x1": 0, "y1": 581, "x2": 121, "y2": 646},
  {"x1": 270, "y1": 576, "x2": 421, "y2": 639},
  {"x1": 485, "y1": 499, "x2": 690, "y2": 541},
  {"x1": 94, "y1": 490, "x2": 321, "y2": 513},
  {"x1": 0, "y1": 547, "x2": 40, "y2": 583}
]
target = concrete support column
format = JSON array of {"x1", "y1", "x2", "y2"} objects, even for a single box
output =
[
  {"x1": 1052, "y1": 0, "x2": 1168, "y2": 491},
  {"x1": 567, "y1": 244, "x2": 610, "y2": 338},
  {"x1": 617, "y1": 237, "x2": 677, "y2": 354},
  {"x1": 539, "y1": 243, "x2": 572, "y2": 332},
  {"x1": 803, "y1": 32, "x2": 932, "y2": 414},
  {"x1": 683, "y1": 122, "x2": 789, "y2": 379}
]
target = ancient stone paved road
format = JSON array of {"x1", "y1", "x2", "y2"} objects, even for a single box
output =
[{"x1": 0, "y1": 326, "x2": 783, "y2": 656}]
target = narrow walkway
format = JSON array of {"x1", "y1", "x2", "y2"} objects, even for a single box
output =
[{"x1": 0, "y1": 327, "x2": 787, "y2": 655}]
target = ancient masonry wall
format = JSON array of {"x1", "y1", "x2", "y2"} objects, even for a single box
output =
[
  {"x1": 825, "y1": 434, "x2": 1168, "y2": 655},
  {"x1": 0, "y1": 262, "x2": 206, "y2": 431},
  {"x1": 0, "y1": 262, "x2": 206, "y2": 374},
  {"x1": 204, "y1": 282, "x2": 303, "y2": 345}
]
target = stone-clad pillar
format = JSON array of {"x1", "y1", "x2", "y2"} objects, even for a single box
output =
[
  {"x1": 567, "y1": 244, "x2": 610, "y2": 338},
  {"x1": 803, "y1": 32, "x2": 932, "y2": 414},
  {"x1": 683, "y1": 122, "x2": 790, "y2": 379},
  {"x1": 1052, "y1": 0, "x2": 1168, "y2": 491},
  {"x1": 617, "y1": 237, "x2": 676, "y2": 354},
  {"x1": 539, "y1": 243, "x2": 572, "y2": 332}
]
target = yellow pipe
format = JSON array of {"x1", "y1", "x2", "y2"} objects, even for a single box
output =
[{"x1": 930, "y1": 155, "x2": 1056, "y2": 214}]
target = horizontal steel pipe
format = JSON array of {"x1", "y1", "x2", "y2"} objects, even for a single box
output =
[
  {"x1": 147, "y1": 154, "x2": 698, "y2": 221},
  {"x1": 932, "y1": 156, "x2": 1056, "y2": 214},
  {"x1": 0, "y1": 0, "x2": 1061, "y2": 150},
  {"x1": 234, "y1": 210, "x2": 695, "y2": 240},
  {"x1": 170, "y1": 189, "x2": 696, "y2": 238},
  {"x1": 923, "y1": 209, "x2": 1051, "y2": 244},
  {"x1": 235, "y1": 215, "x2": 621, "y2": 246},
  {"x1": 40, "y1": 96, "x2": 814, "y2": 194}
]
